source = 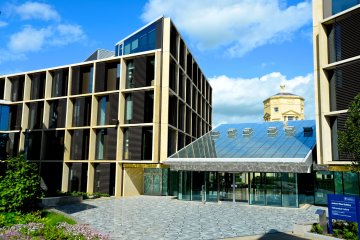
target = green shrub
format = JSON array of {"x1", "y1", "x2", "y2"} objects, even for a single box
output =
[
  {"x1": 0, "y1": 211, "x2": 42, "y2": 227},
  {"x1": 310, "y1": 223, "x2": 323, "y2": 234},
  {"x1": 331, "y1": 221, "x2": 358, "y2": 240},
  {"x1": 0, "y1": 155, "x2": 43, "y2": 213}
]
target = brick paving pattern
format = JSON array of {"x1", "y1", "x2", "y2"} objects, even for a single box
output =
[{"x1": 56, "y1": 196, "x2": 322, "y2": 240}]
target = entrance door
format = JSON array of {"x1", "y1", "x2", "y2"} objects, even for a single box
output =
[
  {"x1": 220, "y1": 173, "x2": 249, "y2": 203},
  {"x1": 234, "y1": 173, "x2": 248, "y2": 202},
  {"x1": 192, "y1": 171, "x2": 205, "y2": 201}
]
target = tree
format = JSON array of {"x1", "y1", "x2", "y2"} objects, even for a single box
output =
[
  {"x1": 0, "y1": 154, "x2": 43, "y2": 212},
  {"x1": 338, "y1": 94, "x2": 360, "y2": 171}
]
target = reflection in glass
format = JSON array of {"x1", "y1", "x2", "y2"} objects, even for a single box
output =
[
  {"x1": 250, "y1": 173, "x2": 266, "y2": 205},
  {"x1": 266, "y1": 173, "x2": 282, "y2": 206},
  {"x1": 282, "y1": 173, "x2": 298, "y2": 207},
  {"x1": 315, "y1": 171, "x2": 334, "y2": 205},
  {"x1": 343, "y1": 172, "x2": 359, "y2": 195},
  {"x1": 126, "y1": 61, "x2": 134, "y2": 88}
]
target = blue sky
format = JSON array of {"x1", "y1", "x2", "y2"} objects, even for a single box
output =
[{"x1": 0, "y1": 0, "x2": 315, "y2": 125}]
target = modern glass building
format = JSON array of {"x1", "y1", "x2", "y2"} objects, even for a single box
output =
[
  {"x1": 165, "y1": 120, "x2": 360, "y2": 207},
  {"x1": 0, "y1": 17, "x2": 212, "y2": 197},
  {"x1": 312, "y1": 0, "x2": 360, "y2": 204}
]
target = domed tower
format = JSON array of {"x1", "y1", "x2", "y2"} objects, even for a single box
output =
[{"x1": 263, "y1": 84, "x2": 304, "y2": 122}]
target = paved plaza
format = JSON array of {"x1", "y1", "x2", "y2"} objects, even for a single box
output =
[{"x1": 55, "y1": 196, "x2": 321, "y2": 240}]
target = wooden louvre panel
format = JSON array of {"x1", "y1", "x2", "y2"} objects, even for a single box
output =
[
  {"x1": 42, "y1": 130, "x2": 64, "y2": 160},
  {"x1": 128, "y1": 127, "x2": 142, "y2": 160},
  {"x1": 49, "y1": 99, "x2": 66, "y2": 128},
  {"x1": 28, "y1": 102, "x2": 44, "y2": 129},
  {"x1": 93, "y1": 163, "x2": 115, "y2": 195},
  {"x1": 95, "y1": 62, "x2": 105, "y2": 92},
  {"x1": 103, "y1": 128, "x2": 116, "y2": 160},
  {"x1": 10, "y1": 76, "x2": 24, "y2": 101},
  {"x1": 71, "y1": 67, "x2": 80, "y2": 95},
  {"x1": 330, "y1": 60, "x2": 360, "y2": 111},
  {"x1": 133, "y1": 57, "x2": 147, "y2": 88},
  {"x1": 27, "y1": 131, "x2": 42, "y2": 160},
  {"x1": 132, "y1": 91, "x2": 145, "y2": 123},
  {"x1": 71, "y1": 130, "x2": 89, "y2": 160},
  {"x1": 109, "y1": 94, "x2": 119, "y2": 125},
  {"x1": 106, "y1": 63, "x2": 118, "y2": 91},
  {"x1": 328, "y1": 11, "x2": 360, "y2": 63},
  {"x1": 68, "y1": 163, "x2": 88, "y2": 192},
  {"x1": 30, "y1": 72, "x2": 45, "y2": 100}
]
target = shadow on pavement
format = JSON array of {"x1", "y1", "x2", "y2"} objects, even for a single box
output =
[
  {"x1": 55, "y1": 203, "x2": 97, "y2": 214},
  {"x1": 258, "y1": 230, "x2": 309, "y2": 240}
]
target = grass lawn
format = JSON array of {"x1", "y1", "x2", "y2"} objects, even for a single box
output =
[{"x1": 41, "y1": 210, "x2": 77, "y2": 226}]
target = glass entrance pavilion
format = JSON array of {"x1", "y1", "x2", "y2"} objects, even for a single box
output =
[{"x1": 165, "y1": 120, "x2": 317, "y2": 207}]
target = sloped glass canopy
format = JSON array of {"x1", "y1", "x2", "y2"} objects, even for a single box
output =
[{"x1": 165, "y1": 120, "x2": 316, "y2": 173}]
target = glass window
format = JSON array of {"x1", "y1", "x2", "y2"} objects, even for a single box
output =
[
  {"x1": 178, "y1": 171, "x2": 191, "y2": 200},
  {"x1": 28, "y1": 102, "x2": 44, "y2": 129},
  {"x1": 72, "y1": 97, "x2": 91, "y2": 127},
  {"x1": 250, "y1": 173, "x2": 266, "y2": 205},
  {"x1": 93, "y1": 163, "x2": 115, "y2": 195},
  {"x1": 71, "y1": 65, "x2": 93, "y2": 95},
  {"x1": 334, "y1": 171, "x2": 343, "y2": 194},
  {"x1": 343, "y1": 172, "x2": 359, "y2": 196},
  {"x1": 126, "y1": 60, "x2": 134, "y2": 88},
  {"x1": 98, "y1": 97, "x2": 106, "y2": 125},
  {"x1": 265, "y1": 173, "x2": 282, "y2": 206},
  {"x1": 29, "y1": 72, "x2": 46, "y2": 100},
  {"x1": 125, "y1": 95, "x2": 133, "y2": 123},
  {"x1": 9, "y1": 76, "x2": 24, "y2": 101},
  {"x1": 131, "y1": 39, "x2": 138, "y2": 50},
  {"x1": 315, "y1": 171, "x2": 334, "y2": 205},
  {"x1": 123, "y1": 127, "x2": 152, "y2": 160},
  {"x1": 68, "y1": 163, "x2": 88, "y2": 192},
  {"x1": 95, "y1": 61, "x2": 120, "y2": 92},
  {"x1": 49, "y1": 99, "x2": 66, "y2": 128},
  {"x1": 95, "y1": 128, "x2": 117, "y2": 160},
  {"x1": 332, "y1": 0, "x2": 360, "y2": 15},
  {"x1": 0, "y1": 105, "x2": 9, "y2": 131},
  {"x1": 70, "y1": 130, "x2": 90, "y2": 160},
  {"x1": 0, "y1": 79, "x2": 5, "y2": 99},
  {"x1": 42, "y1": 130, "x2": 64, "y2": 160},
  {"x1": 274, "y1": 107, "x2": 279, "y2": 112},
  {"x1": 124, "y1": 43, "x2": 131, "y2": 55},
  {"x1": 120, "y1": 18, "x2": 162, "y2": 56},
  {"x1": 288, "y1": 116, "x2": 294, "y2": 121},
  {"x1": 282, "y1": 173, "x2": 298, "y2": 207},
  {"x1": 51, "y1": 69, "x2": 68, "y2": 97},
  {"x1": 26, "y1": 131, "x2": 42, "y2": 160}
]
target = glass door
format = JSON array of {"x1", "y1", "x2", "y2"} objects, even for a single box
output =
[
  {"x1": 219, "y1": 172, "x2": 233, "y2": 201},
  {"x1": 192, "y1": 171, "x2": 205, "y2": 201},
  {"x1": 220, "y1": 172, "x2": 249, "y2": 203},
  {"x1": 234, "y1": 173, "x2": 248, "y2": 202}
]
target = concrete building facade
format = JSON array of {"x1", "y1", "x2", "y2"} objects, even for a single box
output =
[
  {"x1": 263, "y1": 85, "x2": 304, "y2": 122},
  {"x1": 313, "y1": 0, "x2": 360, "y2": 167},
  {"x1": 312, "y1": 0, "x2": 360, "y2": 201},
  {"x1": 0, "y1": 17, "x2": 212, "y2": 197}
]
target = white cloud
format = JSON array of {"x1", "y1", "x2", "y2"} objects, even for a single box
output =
[
  {"x1": 50, "y1": 24, "x2": 86, "y2": 46},
  {"x1": 8, "y1": 24, "x2": 86, "y2": 53},
  {"x1": 209, "y1": 72, "x2": 314, "y2": 125},
  {"x1": 0, "y1": 21, "x2": 8, "y2": 27},
  {"x1": 14, "y1": 1, "x2": 60, "y2": 21},
  {"x1": 0, "y1": 49, "x2": 26, "y2": 64},
  {"x1": 8, "y1": 25, "x2": 51, "y2": 52},
  {"x1": 142, "y1": 0, "x2": 312, "y2": 57}
]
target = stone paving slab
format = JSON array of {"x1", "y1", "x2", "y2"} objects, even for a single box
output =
[{"x1": 55, "y1": 196, "x2": 323, "y2": 240}]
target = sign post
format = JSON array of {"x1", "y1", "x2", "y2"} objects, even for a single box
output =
[{"x1": 327, "y1": 194, "x2": 360, "y2": 235}]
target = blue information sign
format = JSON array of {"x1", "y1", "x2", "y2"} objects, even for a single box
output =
[{"x1": 328, "y1": 194, "x2": 360, "y2": 234}]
